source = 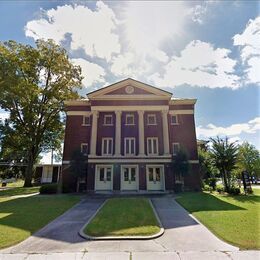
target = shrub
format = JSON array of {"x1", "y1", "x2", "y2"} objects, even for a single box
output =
[
  {"x1": 204, "y1": 178, "x2": 217, "y2": 190},
  {"x1": 40, "y1": 183, "x2": 58, "y2": 194},
  {"x1": 203, "y1": 184, "x2": 213, "y2": 192},
  {"x1": 216, "y1": 184, "x2": 224, "y2": 193},
  {"x1": 229, "y1": 187, "x2": 241, "y2": 195},
  {"x1": 174, "y1": 183, "x2": 183, "y2": 193}
]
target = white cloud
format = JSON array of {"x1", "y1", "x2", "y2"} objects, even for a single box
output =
[
  {"x1": 150, "y1": 40, "x2": 239, "y2": 89},
  {"x1": 0, "y1": 111, "x2": 9, "y2": 121},
  {"x1": 196, "y1": 117, "x2": 260, "y2": 139},
  {"x1": 71, "y1": 58, "x2": 106, "y2": 87},
  {"x1": 25, "y1": 2, "x2": 120, "y2": 61},
  {"x1": 233, "y1": 16, "x2": 260, "y2": 84}
]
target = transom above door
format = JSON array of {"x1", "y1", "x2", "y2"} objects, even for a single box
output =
[
  {"x1": 146, "y1": 165, "x2": 164, "y2": 191},
  {"x1": 95, "y1": 165, "x2": 113, "y2": 191},
  {"x1": 121, "y1": 165, "x2": 138, "y2": 191}
]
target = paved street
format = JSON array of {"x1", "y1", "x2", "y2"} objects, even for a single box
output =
[{"x1": 1, "y1": 196, "x2": 259, "y2": 259}]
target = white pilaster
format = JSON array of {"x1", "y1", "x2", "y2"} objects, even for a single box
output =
[
  {"x1": 162, "y1": 110, "x2": 170, "y2": 155},
  {"x1": 90, "y1": 111, "x2": 99, "y2": 155},
  {"x1": 138, "y1": 110, "x2": 145, "y2": 156},
  {"x1": 115, "y1": 111, "x2": 122, "y2": 156}
]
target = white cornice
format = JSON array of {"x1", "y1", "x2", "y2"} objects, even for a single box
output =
[
  {"x1": 66, "y1": 111, "x2": 92, "y2": 116},
  {"x1": 64, "y1": 100, "x2": 90, "y2": 106},
  {"x1": 169, "y1": 110, "x2": 194, "y2": 115},
  {"x1": 90, "y1": 95, "x2": 170, "y2": 100},
  {"x1": 170, "y1": 99, "x2": 197, "y2": 105},
  {"x1": 91, "y1": 105, "x2": 169, "y2": 111}
]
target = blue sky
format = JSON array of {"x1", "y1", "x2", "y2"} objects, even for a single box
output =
[{"x1": 0, "y1": 1, "x2": 259, "y2": 162}]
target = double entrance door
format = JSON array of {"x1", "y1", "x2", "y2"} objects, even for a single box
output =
[
  {"x1": 146, "y1": 166, "x2": 164, "y2": 190},
  {"x1": 121, "y1": 166, "x2": 138, "y2": 191}
]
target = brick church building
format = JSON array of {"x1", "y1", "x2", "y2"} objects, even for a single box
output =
[{"x1": 62, "y1": 78, "x2": 200, "y2": 192}]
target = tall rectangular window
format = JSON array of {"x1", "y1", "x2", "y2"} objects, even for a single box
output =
[
  {"x1": 102, "y1": 138, "x2": 113, "y2": 155},
  {"x1": 104, "y1": 115, "x2": 113, "y2": 125},
  {"x1": 125, "y1": 114, "x2": 135, "y2": 125},
  {"x1": 81, "y1": 143, "x2": 89, "y2": 155},
  {"x1": 147, "y1": 114, "x2": 157, "y2": 125},
  {"x1": 82, "y1": 116, "x2": 90, "y2": 126},
  {"x1": 124, "y1": 137, "x2": 135, "y2": 155},
  {"x1": 172, "y1": 143, "x2": 180, "y2": 155},
  {"x1": 147, "y1": 137, "x2": 159, "y2": 155},
  {"x1": 170, "y1": 115, "x2": 178, "y2": 125}
]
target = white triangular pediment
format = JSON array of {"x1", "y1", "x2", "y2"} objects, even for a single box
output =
[{"x1": 87, "y1": 78, "x2": 172, "y2": 100}]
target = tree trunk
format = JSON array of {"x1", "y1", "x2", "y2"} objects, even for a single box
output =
[
  {"x1": 223, "y1": 169, "x2": 229, "y2": 192},
  {"x1": 23, "y1": 153, "x2": 35, "y2": 187}
]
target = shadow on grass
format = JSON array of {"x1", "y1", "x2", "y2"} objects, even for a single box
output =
[
  {"x1": 175, "y1": 192, "x2": 246, "y2": 213},
  {"x1": 0, "y1": 195, "x2": 81, "y2": 247},
  {"x1": 0, "y1": 186, "x2": 40, "y2": 197}
]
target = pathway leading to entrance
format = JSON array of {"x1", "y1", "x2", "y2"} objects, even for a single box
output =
[{"x1": 2, "y1": 196, "x2": 258, "y2": 259}]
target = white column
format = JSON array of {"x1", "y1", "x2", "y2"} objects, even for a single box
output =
[
  {"x1": 90, "y1": 111, "x2": 99, "y2": 155},
  {"x1": 138, "y1": 110, "x2": 145, "y2": 156},
  {"x1": 115, "y1": 111, "x2": 122, "y2": 156},
  {"x1": 162, "y1": 110, "x2": 170, "y2": 155}
]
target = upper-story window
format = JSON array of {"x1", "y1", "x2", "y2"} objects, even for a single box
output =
[
  {"x1": 81, "y1": 143, "x2": 89, "y2": 156},
  {"x1": 104, "y1": 115, "x2": 113, "y2": 126},
  {"x1": 124, "y1": 137, "x2": 136, "y2": 155},
  {"x1": 147, "y1": 137, "x2": 158, "y2": 155},
  {"x1": 170, "y1": 115, "x2": 178, "y2": 125},
  {"x1": 147, "y1": 114, "x2": 157, "y2": 125},
  {"x1": 102, "y1": 138, "x2": 113, "y2": 155},
  {"x1": 82, "y1": 116, "x2": 90, "y2": 126},
  {"x1": 172, "y1": 143, "x2": 180, "y2": 155},
  {"x1": 125, "y1": 114, "x2": 135, "y2": 125}
]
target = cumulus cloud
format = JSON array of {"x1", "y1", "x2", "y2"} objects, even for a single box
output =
[
  {"x1": 25, "y1": 2, "x2": 120, "y2": 61},
  {"x1": 233, "y1": 16, "x2": 260, "y2": 84},
  {"x1": 196, "y1": 117, "x2": 260, "y2": 139},
  {"x1": 71, "y1": 58, "x2": 106, "y2": 87},
  {"x1": 150, "y1": 40, "x2": 239, "y2": 89}
]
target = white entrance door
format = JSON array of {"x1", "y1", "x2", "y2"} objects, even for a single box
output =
[
  {"x1": 121, "y1": 166, "x2": 138, "y2": 191},
  {"x1": 95, "y1": 166, "x2": 113, "y2": 191},
  {"x1": 146, "y1": 166, "x2": 164, "y2": 191}
]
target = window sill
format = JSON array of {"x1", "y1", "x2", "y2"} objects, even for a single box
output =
[
  {"x1": 125, "y1": 124, "x2": 135, "y2": 126},
  {"x1": 82, "y1": 124, "x2": 91, "y2": 126},
  {"x1": 103, "y1": 124, "x2": 113, "y2": 126},
  {"x1": 170, "y1": 123, "x2": 179, "y2": 126},
  {"x1": 147, "y1": 124, "x2": 157, "y2": 126}
]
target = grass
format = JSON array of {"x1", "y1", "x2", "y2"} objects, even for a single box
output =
[
  {"x1": 175, "y1": 188, "x2": 260, "y2": 249},
  {"x1": 85, "y1": 198, "x2": 160, "y2": 237},
  {"x1": 0, "y1": 193, "x2": 80, "y2": 249},
  {"x1": 0, "y1": 186, "x2": 40, "y2": 197}
]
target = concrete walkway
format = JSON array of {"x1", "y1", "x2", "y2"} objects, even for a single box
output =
[{"x1": 1, "y1": 196, "x2": 259, "y2": 260}]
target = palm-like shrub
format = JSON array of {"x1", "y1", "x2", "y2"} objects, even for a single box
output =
[{"x1": 210, "y1": 137, "x2": 238, "y2": 193}]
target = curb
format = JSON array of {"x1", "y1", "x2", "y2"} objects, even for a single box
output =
[{"x1": 79, "y1": 198, "x2": 165, "y2": 240}]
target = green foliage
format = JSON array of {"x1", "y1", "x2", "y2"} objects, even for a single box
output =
[
  {"x1": 0, "y1": 40, "x2": 82, "y2": 186},
  {"x1": 210, "y1": 137, "x2": 239, "y2": 193},
  {"x1": 204, "y1": 177, "x2": 217, "y2": 190},
  {"x1": 216, "y1": 184, "x2": 224, "y2": 193},
  {"x1": 236, "y1": 142, "x2": 260, "y2": 178},
  {"x1": 39, "y1": 183, "x2": 58, "y2": 194},
  {"x1": 70, "y1": 150, "x2": 87, "y2": 179},
  {"x1": 172, "y1": 148, "x2": 191, "y2": 176},
  {"x1": 173, "y1": 183, "x2": 183, "y2": 193},
  {"x1": 229, "y1": 186, "x2": 241, "y2": 195},
  {"x1": 202, "y1": 184, "x2": 213, "y2": 192}
]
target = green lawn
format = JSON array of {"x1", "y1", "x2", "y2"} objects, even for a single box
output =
[
  {"x1": 0, "y1": 186, "x2": 40, "y2": 197},
  {"x1": 175, "y1": 189, "x2": 260, "y2": 249},
  {"x1": 0, "y1": 193, "x2": 80, "y2": 249},
  {"x1": 85, "y1": 198, "x2": 160, "y2": 237}
]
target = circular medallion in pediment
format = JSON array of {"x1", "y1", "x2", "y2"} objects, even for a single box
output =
[{"x1": 125, "y1": 85, "x2": 134, "y2": 94}]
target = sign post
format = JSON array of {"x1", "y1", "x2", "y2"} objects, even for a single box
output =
[{"x1": 241, "y1": 171, "x2": 252, "y2": 194}]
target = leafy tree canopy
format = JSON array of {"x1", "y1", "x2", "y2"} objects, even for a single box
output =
[{"x1": 0, "y1": 39, "x2": 83, "y2": 186}]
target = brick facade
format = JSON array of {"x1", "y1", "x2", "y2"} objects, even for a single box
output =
[{"x1": 62, "y1": 78, "x2": 201, "y2": 192}]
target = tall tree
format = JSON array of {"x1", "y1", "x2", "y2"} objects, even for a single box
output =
[
  {"x1": 237, "y1": 142, "x2": 260, "y2": 178},
  {"x1": 0, "y1": 40, "x2": 82, "y2": 187},
  {"x1": 210, "y1": 137, "x2": 238, "y2": 192}
]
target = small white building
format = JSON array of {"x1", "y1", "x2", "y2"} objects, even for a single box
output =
[{"x1": 35, "y1": 164, "x2": 61, "y2": 184}]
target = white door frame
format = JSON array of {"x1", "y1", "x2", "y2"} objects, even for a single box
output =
[
  {"x1": 95, "y1": 165, "x2": 113, "y2": 191},
  {"x1": 120, "y1": 165, "x2": 139, "y2": 191},
  {"x1": 146, "y1": 165, "x2": 165, "y2": 191}
]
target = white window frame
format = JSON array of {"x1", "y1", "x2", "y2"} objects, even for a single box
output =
[
  {"x1": 147, "y1": 114, "x2": 157, "y2": 125},
  {"x1": 82, "y1": 115, "x2": 90, "y2": 126},
  {"x1": 103, "y1": 115, "x2": 113, "y2": 126},
  {"x1": 124, "y1": 137, "x2": 136, "y2": 156},
  {"x1": 170, "y1": 115, "x2": 178, "y2": 125},
  {"x1": 102, "y1": 138, "x2": 113, "y2": 155},
  {"x1": 125, "y1": 114, "x2": 135, "y2": 125},
  {"x1": 147, "y1": 137, "x2": 159, "y2": 155},
  {"x1": 172, "y1": 142, "x2": 180, "y2": 155},
  {"x1": 81, "y1": 143, "x2": 89, "y2": 155}
]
